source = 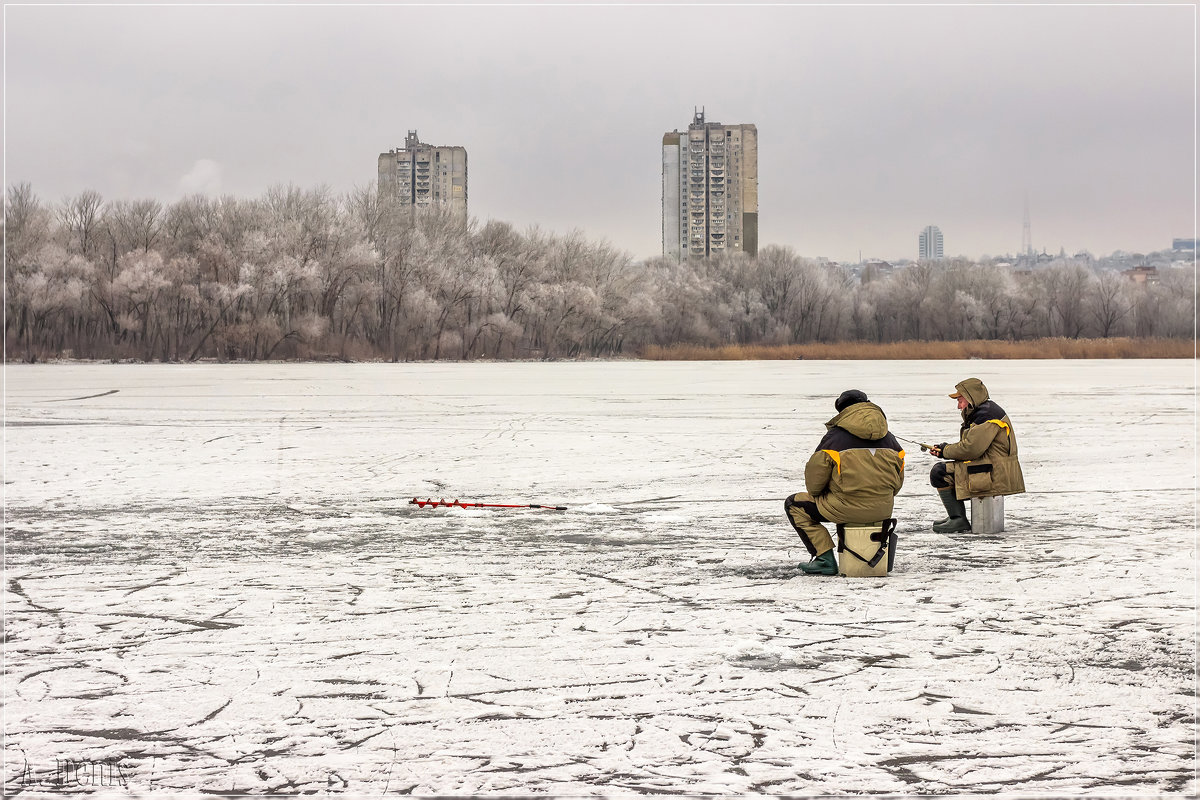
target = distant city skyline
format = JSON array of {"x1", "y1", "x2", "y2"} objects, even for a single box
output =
[{"x1": 5, "y1": 4, "x2": 1194, "y2": 263}]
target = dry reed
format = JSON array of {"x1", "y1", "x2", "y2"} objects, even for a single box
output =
[{"x1": 639, "y1": 338, "x2": 1196, "y2": 361}]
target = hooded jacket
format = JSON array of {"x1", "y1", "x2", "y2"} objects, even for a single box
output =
[
  {"x1": 804, "y1": 401, "x2": 905, "y2": 522},
  {"x1": 941, "y1": 378, "x2": 1026, "y2": 499}
]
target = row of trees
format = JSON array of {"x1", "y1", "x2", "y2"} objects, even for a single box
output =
[{"x1": 4, "y1": 183, "x2": 1194, "y2": 362}]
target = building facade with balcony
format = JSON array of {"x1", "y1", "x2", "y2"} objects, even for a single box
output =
[
  {"x1": 919, "y1": 225, "x2": 944, "y2": 260},
  {"x1": 378, "y1": 131, "x2": 467, "y2": 214},
  {"x1": 662, "y1": 110, "x2": 758, "y2": 259}
]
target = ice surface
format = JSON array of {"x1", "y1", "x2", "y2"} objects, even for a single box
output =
[{"x1": 4, "y1": 360, "x2": 1196, "y2": 795}]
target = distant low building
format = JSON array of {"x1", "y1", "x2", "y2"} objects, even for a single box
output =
[
  {"x1": 378, "y1": 130, "x2": 467, "y2": 214},
  {"x1": 1122, "y1": 265, "x2": 1159, "y2": 284},
  {"x1": 860, "y1": 259, "x2": 894, "y2": 283},
  {"x1": 1172, "y1": 238, "x2": 1196, "y2": 251}
]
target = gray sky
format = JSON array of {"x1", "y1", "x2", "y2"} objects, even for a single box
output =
[{"x1": 5, "y1": 3, "x2": 1195, "y2": 263}]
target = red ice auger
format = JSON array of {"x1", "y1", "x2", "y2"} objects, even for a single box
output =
[{"x1": 410, "y1": 498, "x2": 567, "y2": 511}]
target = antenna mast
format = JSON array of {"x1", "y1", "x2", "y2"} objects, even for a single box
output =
[{"x1": 1021, "y1": 193, "x2": 1033, "y2": 259}]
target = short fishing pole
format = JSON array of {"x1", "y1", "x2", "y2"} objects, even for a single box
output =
[{"x1": 895, "y1": 435, "x2": 938, "y2": 453}]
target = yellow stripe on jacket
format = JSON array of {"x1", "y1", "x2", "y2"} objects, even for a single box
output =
[{"x1": 823, "y1": 447, "x2": 906, "y2": 474}]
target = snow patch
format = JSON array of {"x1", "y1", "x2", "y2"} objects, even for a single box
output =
[{"x1": 575, "y1": 503, "x2": 618, "y2": 513}]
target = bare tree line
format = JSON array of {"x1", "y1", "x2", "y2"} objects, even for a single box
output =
[{"x1": 4, "y1": 183, "x2": 1194, "y2": 362}]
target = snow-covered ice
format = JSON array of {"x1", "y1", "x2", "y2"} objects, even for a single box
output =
[{"x1": 4, "y1": 360, "x2": 1195, "y2": 795}]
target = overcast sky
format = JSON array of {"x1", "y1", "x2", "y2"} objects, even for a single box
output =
[{"x1": 5, "y1": 3, "x2": 1195, "y2": 263}]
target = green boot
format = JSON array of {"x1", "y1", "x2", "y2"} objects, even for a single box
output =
[
  {"x1": 933, "y1": 488, "x2": 971, "y2": 533},
  {"x1": 799, "y1": 549, "x2": 838, "y2": 575}
]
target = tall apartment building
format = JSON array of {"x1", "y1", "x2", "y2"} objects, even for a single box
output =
[
  {"x1": 378, "y1": 130, "x2": 467, "y2": 214},
  {"x1": 663, "y1": 110, "x2": 758, "y2": 259},
  {"x1": 919, "y1": 225, "x2": 944, "y2": 260}
]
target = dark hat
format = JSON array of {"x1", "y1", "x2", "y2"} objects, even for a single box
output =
[{"x1": 835, "y1": 389, "x2": 869, "y2": 413}]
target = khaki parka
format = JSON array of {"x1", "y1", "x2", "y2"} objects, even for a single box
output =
[
  {"x1": 941, "y1": 378, "x2": 1026, "y2": 500},
  {"x1": 805, "y1": 401, "x2": 905, "y2": 523}
]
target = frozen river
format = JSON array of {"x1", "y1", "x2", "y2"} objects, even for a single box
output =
[{"x1": 4, "y1": 360, "x2": 1196, "y2": 795}]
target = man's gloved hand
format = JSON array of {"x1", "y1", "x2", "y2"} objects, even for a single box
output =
[{"x1": 930, "y1": 443, "x2": 947, "y2": 458}]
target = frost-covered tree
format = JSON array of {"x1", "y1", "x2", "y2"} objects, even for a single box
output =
[
  {"x1": 107, "y1": 198, "x2": 165, "y2": 255},
  {"x1": 1036, "y1": 263, "x2": 1093, "y2": 338},
  {"x1": 1087, "y1": 270, "x2": 1133, "y2": 338},
  {"x1": 8, "y1": 244, "x2": 94, "y2": 360},
  {"x1": 6, "y1": 181, "x2": 1193, "y2": 361},
  {"x1": 58, "y1": 190, "x2": 106, "y2": 258},
  {"x1": 5, "y1": 183, "x2": 52, "y2": 267}
]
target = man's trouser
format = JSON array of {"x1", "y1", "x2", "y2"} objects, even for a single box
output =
[
  {"x1": 929, "y1": 462, "x2": 953, "y2": 490},
  {"x1": 784, "y1": 492, "x2": 834, "y2": 556}
]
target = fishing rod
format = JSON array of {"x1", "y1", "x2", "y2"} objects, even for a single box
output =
[
  {"x1": 895, "y1": 435, "x2": 939, "y2": 453},
  {"x1": 410, "y1": 497, "x2": 567, "y2": 511}
]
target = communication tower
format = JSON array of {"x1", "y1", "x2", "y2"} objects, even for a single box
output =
[{"x1": 1021, "y1": 194, "x2": 1033, "y2": 258}]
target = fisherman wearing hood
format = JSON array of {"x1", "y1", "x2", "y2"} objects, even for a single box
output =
[
  {"x1": 928, "y1": 378, "x2": 1025, "y2": 532},
  {"x1": 785, "y1": 389, "x2": 906, "y2": 575}
]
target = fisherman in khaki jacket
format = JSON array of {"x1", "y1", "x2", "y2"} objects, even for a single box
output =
[
  {"x1": 928, "y1": 378, "x2": 1025, "y2": 532},
  {"x1": 785, "y1": 390, "x2": 906, "y2": 575}
]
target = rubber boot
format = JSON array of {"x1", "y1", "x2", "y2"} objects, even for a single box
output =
[
  {"x1": 799, "y1": 549, "x2": 838, "y2": 575},
  {"x1": 933, "y1": 487, "x2": 971, "y2": 533}
]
